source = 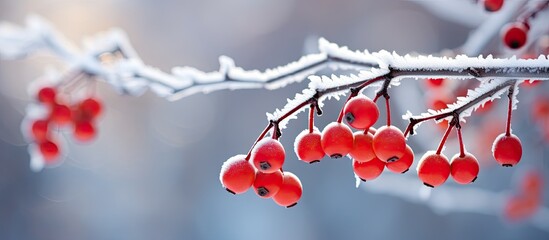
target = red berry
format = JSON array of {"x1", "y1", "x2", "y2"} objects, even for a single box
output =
[
  {"x1": 219, "y1": 154, "x2": 256, "y2": 194},
  {"x1": 294, "y1": 129, "x2": 325, "y2": 163},
  {"x1": 74, "y1": 121, "x2": 96, "y2": 142},
  {"x1": 482, "y1": 0, "x2": 504, "y2": 12},
  {"x1": 349, "y1": 131, "x2": 375, "y2": 163},
  {"x1": 50, "y1": 104, "x2": 72, "y2": 125},
  {"x1": 321, "y1": 122, "x2": 354, "y2": 158},
  {"x1": 79, "y1": 98, "x2": 103, "y2": 118},
  {"x1": 272, "y1": 172, "x2": 302, "y2": 208},
  {"x1": 31, "y1": 119, "x2": 49, "y2": 141},
  {"x1": 450, "y1": 152, "x2": 480, "y2": 184},
  {"x1": 37, "y1": 87, "x2": 56, "y2": 104},
  {"x1": 251, "y1": 138, "x2": 285, "y2": 173},
  {"x1": 353, "y1": 157, "x2": 385, "y2": 181},
  {"x1": 492, "y1": 133, "x2": 522, "y2": 167},
  {"x1": 386, "y1": 145, "x2": 414, "y2": 174},
  {"x1": 253, "y1": 170, "x2": 283, "y2": 198},
  {"x1": 417, "y1": 151, "x2": 451, "y2": 188},
  {"x1": 39, "y1": 139, "x2": 60, "y2": 163},
  {"x1": 343, "y1": 95, "x2": 379, "y2": 130},
  {"x1": 372, "y1": 125, "x2": 406, "y2": 162},
  {"x1": 502, "y1": 22, "x2": 528, "y2": 49},
  {"x1": 426, "y1": 78, "x2": 444, "y2": 88}
]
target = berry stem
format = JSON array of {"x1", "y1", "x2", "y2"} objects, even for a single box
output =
[
  {"x1": 456, "y1": 124, "x2": 466, "y2": 158},
  {"x1": 385, "y1": 96, "x2": 391, "y2": 126},
  {"x1": 245, "y1": 122, "x2": 274, "y2": 161},
  {"x1": 505, "y1": 83, "x2": 516, "y2": 137},
  {"x1": 308, "y1": 104, "x2": 315, "y2": 133},
  {"x1": 436, "y1": 121, "x2": 454, "y2": 155}
]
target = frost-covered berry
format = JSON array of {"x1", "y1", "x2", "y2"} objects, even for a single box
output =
[
  {"x1": 343, "y1": 95, "x2": 379, "y2": 130},
  {"x1": 37, "y1": 87, "x2": 56, "y2": 104},
  {"x1": 50, "y1": 103, "x2": 72, "y2": 125},
  {"x1": 386, "y1": 145, "x2": 414, "y2": 174},
  {"x1": 321, "y1": 122, "x2": 354, "y2": 158},
  {"x1": 251, "y1": 138, "x2": 285, "y2": 173},
  {"x1": 79, "y1": 97, "x2": 103, "y2": 118},
  {"x1": 31, "y1": 119, "x2": 49, "y2": 141},
  {"x1": 492, "y1": 133, "x2": 522, "y2": 167},
  {"x1": 349, "y1": 131, "x2": 375, "y2": 163},
  {"x1": 273, "y1": 172, "x2": 302, "y2": 208},
  {"x1": 74, "y1": 121, "x2": 96, "y2": 142},
  {"x1": 219, "y1": 154, "x2": 256, "y2": 194},
  {"x1": 450, "y1": 152, "x2": 479, "y2": 184},
  {"x1": 253, "y1": 170, "x2": 283, "y2": 198},
  {"x1": 353, "y1": 157, "x2": 385, "y2": 181},
  {"x1": 502, "y1": 22, "x2": 528, "y2": 49},
  {"x1": 372, "y1": 125, "x2": 406, "y2": 162},
  {"x1": 294, "y1": 129, "x2": 325, "y2": 163},
  {"x1": 417, "y1": 151, "x2": 450, "y2": 188},
  {"x1": 39, "y1": 139, "x2": 60, "y2": 163}
]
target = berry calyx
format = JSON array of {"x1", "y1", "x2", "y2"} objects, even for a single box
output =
[
  {"x1": 492, "y1": 133, "x2": 522, "y2": 167},
  {"x1": 253, "y1": 170, "x2": 283, "y2": 198},
  {"x1": 79, "y1": 98, "x2": 103, "y2": 118},
  {"x1": 251, "y1": 138, "x2": 285, "y2": 173},
  {"x1": 219, "y1": 154, "x2": 256, "y2": 194},
  {"x1": 502, "y1": 22, "x2": 528, "y2": 50},
  {"x1": 50, "y1": 103, "x2": 72, "y2": 125},
  {"x1": 386, "y1": 145, "x2": 414, "y2": 174},
  {"x1": 272, "y1": 172, "x2": 302, "y2": 208},
  {"x1": 353, "y1": 157, "x2": 385, "y2": 181},
  {"x1": 294, "y1": 129, "x2": 325, "y2": 163},
  {"x1": 31, "y1": 119, "x2": 49, "y2": 141},
  {"x1": 450, "y1": 152, "x2": 480, "y2": 184},
  {"x1": 417, "y1": 151, "x2": 451, "y2": 188},
  {"x1": 349, "y1": 131, "x2": 375, "y2": 163},
  {"x1": 37, "y1": 87, "x2": 56, "y2": 104},
  {"x1": 39, "y1": 139, "x2": 60, "y2": 163},
  {"x1": 321, "y1": 122, "x2": 354, "y2": 158},
  {"x1": 343, "y1": 95, "x2": 379, "y2": 130},
  {"x1": 74, "y1": 121, "x2": 96, "y2": 142},
  {"x1": 372, "y1": 125, "x2": 406, "y2": 163},
  {"x1": 482, "y1": 0, "x2": 504, "y2": 12}
]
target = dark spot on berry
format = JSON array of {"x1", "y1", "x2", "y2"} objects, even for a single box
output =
[
  {"x1": 286, "y1": 202, "x2": 298, "y2": 208},
  {"x1": 309, "y1": 160, "x2": 320, "y2": 164},
  {"x1": 344, "y1": 112, "x2": 355, "y2": 123},
  {"x1": 257, "y1": 187, "x2": 269, "y2": 196},
  {"x1": 401, "y1": 169, "x2": 409, "y2": 174},
  {"x1": 387, "y1": 156, "x2": 399, "y2": 163},
  {"x1": 360, "y1": 178, "x2": 366, "y2": 182},
  {"x1": 260, "y1": 161, "x2": 271, "y2": 170},
  {"x1": 423, "y1": 183, "x2": 434, "y2": 188},
  {"x1": 510, "y1": 41, "x2": 520, "y2": 49},
  {"x1": 484, "y1": 5, "x2": 494, "y2": 12},
  {"x1": 472, "y1": 176, "x2": 478, "y2": 183},
  {"x1": 225, "y1": 188, "x2": 236, "y2": 195},
  {"x1": 502, "y1": 164, "x2": 513, "y2": 167},
  {"x1": 330, "y1": 154, "x2": 343, "y2": 159}
]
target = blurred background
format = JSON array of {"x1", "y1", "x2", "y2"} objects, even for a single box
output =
[{"x1": 0, "y1": 0, "x2": 548, "y2": 239}]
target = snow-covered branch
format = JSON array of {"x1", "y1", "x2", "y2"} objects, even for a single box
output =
[
  {"x1": 0, "y1": 16, "x2": 379, "y2": 101},
  {"x1": 266, "y1": 51, "x2": 549, "y2": 131}
]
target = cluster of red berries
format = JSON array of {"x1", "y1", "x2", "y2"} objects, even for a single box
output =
[
  {"x1": 30, "y1": 86, "x2": 102, "y2": 164},
  {"x1": 219, "y1": 153, "x2": 302, "y2": 208},
  {"x1": 221, "y1": 85, "x2": 526, "y2": 206}
]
